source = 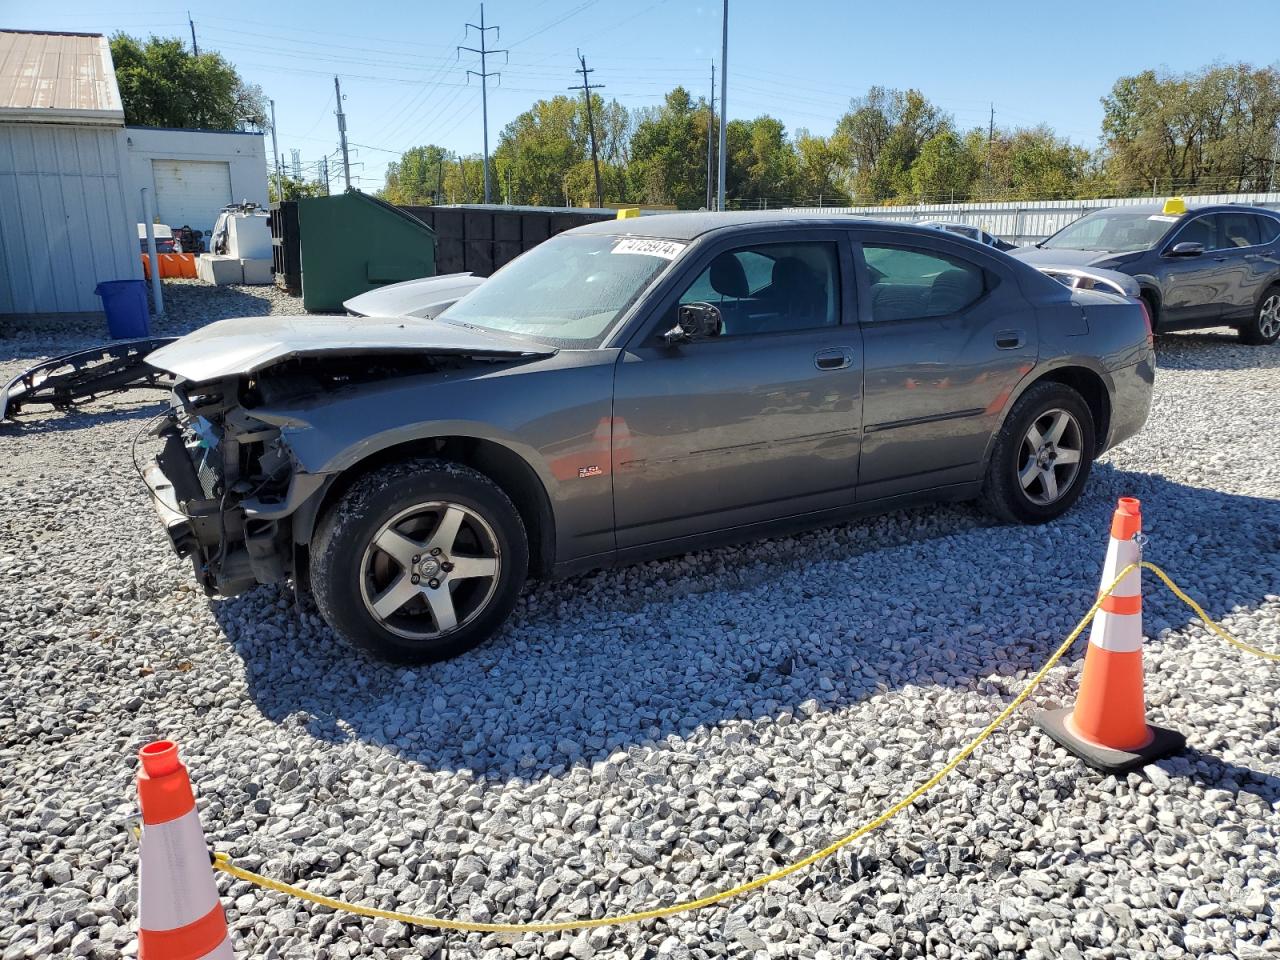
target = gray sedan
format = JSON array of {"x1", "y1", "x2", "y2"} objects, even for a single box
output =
[{"x1": 142, "y1": 213, "x2": 1153, "y2": 662}]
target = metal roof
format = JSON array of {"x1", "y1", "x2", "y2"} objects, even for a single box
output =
[{"x1": 0, "y1": 30, "x2": 124, "y2": 125}]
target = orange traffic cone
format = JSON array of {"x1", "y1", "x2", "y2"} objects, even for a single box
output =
[
  {"x1": 136, "y1": 740, "x2": 234, "y2": 959},
  {"x1": 1035, "y1": 498, "x2": 1185, "y2": 772}
]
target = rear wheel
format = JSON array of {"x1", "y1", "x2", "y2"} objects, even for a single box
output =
[
  {"x1": 1239, "y1": 286, "x2": 1280, "y2": 345},
  {"x1": 979, "y1": 381, "x2": 1096, "y2": 524},
  {"x1": 311, "y1": 459, "x2": 528, "y2": 663}
]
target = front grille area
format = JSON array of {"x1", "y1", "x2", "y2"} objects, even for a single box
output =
[{"x1": 196, "y1": 448, "x2": 222, "y2": 499}]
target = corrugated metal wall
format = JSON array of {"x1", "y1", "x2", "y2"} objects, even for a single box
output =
[
  {"x1": 0, "y1": 122, "x2": 139, "y2": 314},
  {"x1": 785, "y1": 192, "x2": 1280, "y2": 244}
]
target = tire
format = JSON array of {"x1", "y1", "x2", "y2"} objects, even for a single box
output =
[
  {"x1": 979, "y1": 381, "x2": 1096, "y2": 524},
  {"x1": 310, "y1": 458, "x2": 528, "y2": 664},
  {"x1": 1239, "y1": 285, "x2": 1280, "y2": 345}
]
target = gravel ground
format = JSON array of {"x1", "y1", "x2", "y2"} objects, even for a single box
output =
[{"x1": 1, "y1": 285, "x2": 1278, "y2": 960}]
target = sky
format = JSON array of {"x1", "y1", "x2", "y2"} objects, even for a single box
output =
[{"x1": 6, "y1": 0, "x2": 1280, "y2": 190}]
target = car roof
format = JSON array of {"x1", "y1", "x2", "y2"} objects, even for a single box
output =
[
  {"x1": 567, "y1": 210, "x2": 948, "y2": 241},
  {"x1": 1085, "y1": 201, "x2": 1279, "y2": 217}
]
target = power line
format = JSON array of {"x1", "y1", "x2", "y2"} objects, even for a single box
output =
[
  {"x1": 458, "y1": 4, "x2": 507, "y2": 203},
  {"x1": 571, "y1": 50, "x2": 606, "y2": 207}
]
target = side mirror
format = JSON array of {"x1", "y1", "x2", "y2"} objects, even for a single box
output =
[
  {"x1": 1166, "y1": 241, "x2": 1204, "y2": 258},
  {"x1": 664, "y1": 302, "x2": 722, "y2": 345}
]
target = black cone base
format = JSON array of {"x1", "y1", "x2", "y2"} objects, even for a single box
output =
[{"x1": 1035, "y1": 708, "x2": 1186, "y2": 773}]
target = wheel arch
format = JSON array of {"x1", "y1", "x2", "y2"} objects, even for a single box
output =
[
  {"x1": 988, "y1": 362, "x2": 1113, "y2": 465},
  {"x1": 294, "y1": 435, "x2": 556, "y2": 580}
]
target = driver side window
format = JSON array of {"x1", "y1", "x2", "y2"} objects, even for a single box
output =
[{"x1": 677, "y1": 242, "x2": 840, "y2": 336}]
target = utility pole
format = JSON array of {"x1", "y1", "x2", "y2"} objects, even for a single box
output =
[
  {"x1": 706, "y1": 60, "x2": 716, "y2": 210},
  {"x1": 268, "y1": 99, "x2": 282, "y2": 202},
  {"x1": 188, "y1": 11, "x2": 198, "y2": 56},
  {"x1": 716, "y1": 0, "x2": 728, "y2": 211},
  {"x1": 334, "y1": 76, "x2": 351, "y2": 191},
  {"x1": 458, "y1": 155, "x2": 466, "y2": 202},
  {"x1": 571, "y1": 50, "x2": 605, "y2": 208},
  {"x1": 435, "y1": 152, "x2": 444, "y2": 204},
  {"x1": 458, "y1": 4, "x2": 507, "y2": 204}
]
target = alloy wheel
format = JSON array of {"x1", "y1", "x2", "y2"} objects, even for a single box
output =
[
  {"x1": 1259, "y1": 294, "x2": 1280, "y2": 340},
  {"x1": 1018, "y1": 408, "x2": 1083, "y2": 506},
  {"x1": 359, "y1": 501, "x2": 501, "y2": 641}
]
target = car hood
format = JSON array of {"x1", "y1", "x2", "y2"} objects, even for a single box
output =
[
  {"x1": 343, "y1": 272, "x2": 486, "y2": 319},
  {"x1": 1010, "y1": 246, "x2": 1124, "y2": 268},
  {"x1": 146, "y1": 314, "x2": 555, "y2": 381}
]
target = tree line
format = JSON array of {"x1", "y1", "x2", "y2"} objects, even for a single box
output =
[
  {"x1": 100, "y1": 38, "x2": 1279, "y2": 209},
  {"x1": 380, "y1": 63, "x2": 1280, "y2": 209}
]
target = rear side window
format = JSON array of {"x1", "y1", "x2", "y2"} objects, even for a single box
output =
[
  {"x1": 863, "y1": 245, "x2": 986, "y2": 322},
  {"x1": 1215, "y1": 212, "x2": 1260, "y2": 250},
  {"x1": 1254, "y1": 214, "x2": 1280, "y2": 245}
]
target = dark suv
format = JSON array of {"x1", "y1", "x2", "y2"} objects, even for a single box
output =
[{"x1": 1013, "y1": 199, "x2": 1280, "y2": 344}]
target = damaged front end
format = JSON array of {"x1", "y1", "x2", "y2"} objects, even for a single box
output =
[{"x1": 140, "y1": 376, "x2": 314, "y2": 597}]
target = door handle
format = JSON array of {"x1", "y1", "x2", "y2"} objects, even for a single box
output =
[
  {"x1": 1213, "y1": 256, "x2": 1229, "y2": 262},
  {"x1": 995, "y1": 329, "x2": 1025, "y2": 350},
  {"x1": 813, "y1": 347, "x2": 854, "y2": 370}
]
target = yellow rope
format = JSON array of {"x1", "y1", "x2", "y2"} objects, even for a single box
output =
[{"x1": 211, "y1": 560, "x2": 1276, "y2": 933}]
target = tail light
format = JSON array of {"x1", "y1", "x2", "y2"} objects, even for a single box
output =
[{"x1": 1136, "y1": 298, "x2": 1154, "y2": 346}]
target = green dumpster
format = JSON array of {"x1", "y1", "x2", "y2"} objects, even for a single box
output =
[{"x1": 297, "y1": 192, "x2": 436, "y2": 312}]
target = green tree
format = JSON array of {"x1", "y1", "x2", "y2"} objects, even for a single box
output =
[
  {"x1": 911, "y1": 130, "x2": 978, "y2": 202},
  {"x1": 110, "y1": 34, "x2": 265, "y2": 129},
  {"x1": 382, "y1": 145, "x2": 452, "y2": 205},
  {"x1": 1101, "y1": 64, "x2": 1280, "y2": 194},
  {"x1": 269, "y1": 174, "x2": 327, "y2": 202},
  {"x1": 725, "y1": 115, "x2": 797, "y2": 204},
  {"x1": 833, "y1": 87, "x2": 947, "y2": 202},
  {"x1": 628, "y1": 87, "x2": 712, "y2": 207},
  {"x1": 792, "y1": 130, "x2": 847, "y2": 203}
]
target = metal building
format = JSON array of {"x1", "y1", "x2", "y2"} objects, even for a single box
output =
[
  {"x1": 0, "y1": 30, "x2": 139, "y2": 315},
  {"x1": 125, "y1": 126, "x2": 268, "y2": 245}
]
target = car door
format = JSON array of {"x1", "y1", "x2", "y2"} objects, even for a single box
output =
[
  {"x1": 1244, "y1": 213, "x2": 1280, "y2": 308},
  {"x1": 854, "y1": 232, "x2": 1037, "y2": 502},
  {"x1": 1156, "y1": 214, "x2": 1227, "y2": 325},
  {"x1": 1208, "y1": 211, "x2": 1264, "y2": 321},
  {"x1": 611, "y1": 230, "x2": 862, "y2": 550}
]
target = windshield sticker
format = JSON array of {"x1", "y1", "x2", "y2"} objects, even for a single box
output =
[
  {"x1": 1147, "y1": 214, "x2": 1179, "y2": 223},
  {"x1": 611, "y1": 237, "x2": 686, "y2": 259}
]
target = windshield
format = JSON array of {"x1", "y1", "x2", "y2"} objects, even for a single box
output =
[
  {"x1": 1042, "y1": 211, "x2": 1177, "y2": 253},
  {"x1": 438, "y1": 233, "x2": 684, "y2": 347}
]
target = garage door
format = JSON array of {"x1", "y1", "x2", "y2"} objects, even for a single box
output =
[{"x1": 152, "y1": 159, "x2": 232, "y2": 239}]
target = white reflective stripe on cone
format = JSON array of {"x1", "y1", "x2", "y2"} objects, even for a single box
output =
[
  {"x1": 1089, "y1": 609, "x2": 1145, "y2": 654},
  {"x1": 1098, "y1": 535, "x2": 1141, "y2": 599},
  {"x1": 139, "y1": 808, "x2": 221, "y2": 932}
]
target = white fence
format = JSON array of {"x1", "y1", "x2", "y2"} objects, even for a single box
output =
[{"x1": 783, "y1": 192, "x2": 1280, "y2": 244}]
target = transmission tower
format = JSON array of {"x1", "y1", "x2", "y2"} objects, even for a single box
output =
[{"x1": 458, "y1": 4, "x2": 507, "y2": 204}]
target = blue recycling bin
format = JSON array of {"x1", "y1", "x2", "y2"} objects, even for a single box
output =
[{"x1": 94, "y1": 279, "x2": 150, "y2": 339}]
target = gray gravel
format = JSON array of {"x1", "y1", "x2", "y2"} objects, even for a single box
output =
[{"x1": 1, "y1": 288, "x2": 1278, "y2": 959}]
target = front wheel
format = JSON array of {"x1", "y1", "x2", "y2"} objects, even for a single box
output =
[
  {"x1": 1239, "y1": 287, "x2": 1280, "y2": 345},
  {"x1": 311, "y1": 459, "x2": 528, "y2": 663},
  {"x1": 979, "y1": 381, "x2": 1096, "y2": 524}
]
